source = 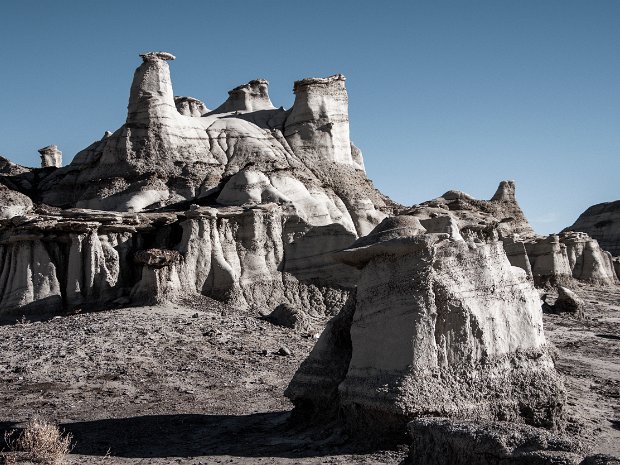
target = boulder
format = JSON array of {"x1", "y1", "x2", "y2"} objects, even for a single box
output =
[
  {"x1": 554, "y1": 286, "x2": 585, "y2": 318},
  {"x1": 266, "y1": 303, "x2": 311, "y2": 331}
]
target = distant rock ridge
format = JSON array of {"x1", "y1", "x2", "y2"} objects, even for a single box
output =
[{"x1": 564, "y1": 200, "x2": 620, "y2": 257}]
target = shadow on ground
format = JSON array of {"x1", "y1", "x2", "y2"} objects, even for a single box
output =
[{"x1": 1, "y1": 412, "x2": 388, "y2": 460}]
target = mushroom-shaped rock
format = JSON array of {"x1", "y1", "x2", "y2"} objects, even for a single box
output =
[
  {"x1": 139, "y1": 51, "x2": 176, "y2": 61},
  {"x1": 174, "y1": 96, "x2": 209, "y2": 116},
  {"x1": 38, "y1": 145, "x2": 62, "y2": 168},
  {"x1": 212, "y1": 79, "x2": 275, "y2": 113},
  {"x1": 287, "y1": 221, "x2": 564, "y2": 439}
]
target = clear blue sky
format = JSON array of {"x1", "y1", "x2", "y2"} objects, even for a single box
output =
[{"x1": 1, "y1": 1, "x2": 618, "y2": 234}]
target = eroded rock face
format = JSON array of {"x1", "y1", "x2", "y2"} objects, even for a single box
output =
[
  {"x1": 403, "y1": 182, "x2": 617, "y2": 286},
  {"x1": 38, "y1": 145, "x2": 62, "y2": 168},
  {"x1": 0, "y1": 52, "x2": 394, "y2": 317},
  {"x1": 407, "y1": 417, "x2": 586, "y2": 465},
  {"x1": 286, "y1": 222, "x2": 564, "y2": 439},
  {"x1": 0, "y1": 183, "x2": 33, "y2": 219},
  {"x1": 564, "y1": 201, "x2": 620, "y2": 257},
  {"x1": 284, "y1": 75, "x2": 363, "y2": 170},
  {"x1": 405, "y1": 180, "x2": 535, "y2": 240},
  {"x1": 174, "y1": 96, "x2": 209, "y2": 116},
  {"x1": 211, "y1": 79, "x2": 275, "y2": 113}
]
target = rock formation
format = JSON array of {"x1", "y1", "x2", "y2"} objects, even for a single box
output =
[
  {"x1": 407, "y1": 417, "x2": 587, "y2": 465},
  {"x1": 0, "y1": 52, "x2": 395, "y2": 317},
  {"x1": 286, "y1": 218, "x2": 565, "y2": 439},
  {"x1": 404, "y1": 182, "x2": 617, "y2": 286},
  {"x1": 174, "y1": 96, "x2": 209, "y2": 116},
  {"x1": 565, "y1": 201, "x2": 620, "y2": 257},
  {"x1": 38, "y1": 145, "x2": 62, "y2": 168}
]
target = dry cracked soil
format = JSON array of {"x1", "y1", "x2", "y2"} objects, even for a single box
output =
[{"x1": 0, "y1": 285, "x2": 618, "y2": 464}]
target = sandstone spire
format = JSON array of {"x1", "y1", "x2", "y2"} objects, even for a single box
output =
[
  {"x1": 127, "y1": 51, "x2": 178, "y2": 123},
  {"x1": 284, "y1": 74, "x2": 360, "y2": 168}
]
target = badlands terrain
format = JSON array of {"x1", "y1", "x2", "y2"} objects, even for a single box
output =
[
  {"x1": 0, "y1": 285, "x2": 618, "y2": 464},
  {"x1": 1, "y1": 51, "x2": 619, "y2": 464}
]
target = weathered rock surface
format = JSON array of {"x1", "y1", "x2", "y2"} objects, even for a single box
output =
[
  {"x1": 38, "y1": 144, "x2": 62, "y2": 168},
  {"x1": 174, "y1": 96, "x2": 209, "y2": 116},
  {"x1": 554, "y1": 286, "x2": 585, "y2": 318},
  {"x1": 405, "y1": 180, "x2": 535, "y2": 239},
  {"x1": 404, "y1": 182, "x2": 617, "y2": 286},
  {"x1": 407, "y1": 417, "x2": 587, "y2": 465},
  {"x1": 564, "y1": 201, "x2": 620, "y2": 256},
  {"x1": 286, "y1": 221, "x2": 565, "y2": 439},
  {"x1": 0, "y1": 182, "x2": 33, "y2": 219},
  {"x1": 0, "y1": 52, "x2": 395, "y2": 316},
  {"x1": 266, "y1": 303, "x2": 311, "y2": 331}
]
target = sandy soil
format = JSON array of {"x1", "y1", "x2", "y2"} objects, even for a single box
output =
[{"x1": 0, "y1": 285, "x2": 618, "y2": 464}]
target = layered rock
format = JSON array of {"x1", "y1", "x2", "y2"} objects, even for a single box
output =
[
  {"x1": 403, "y1": 181, "x2": 617, "y2": 286},
  {"x1": 405, "y1": 180, "x2": 535, "y2": 239},
  {"x1": 564, "y1": 201, "x2": 620, "y2": 256},
  {"x1": 284, "y1": 75, "x2": 364, "y2": 171},
  {"x1": 286, "y1": 219, "x2": 564, "y2": 438},
  {"x1": 174, "y1": 96, "x2": 208, "y2": 116},
  {"x1": 211, "y1": 79, "x2": 275, "y2": 113},
  {"x1": 0, "y1": 52, "x2": 396, "y2": 317},
  {"x1": 38, "y1": 145, "x2": 62, "y2": 168}
]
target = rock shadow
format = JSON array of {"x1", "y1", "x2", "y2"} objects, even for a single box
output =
[{"x1": 2, "y1": 412, "x2": 383, "y2": 459}]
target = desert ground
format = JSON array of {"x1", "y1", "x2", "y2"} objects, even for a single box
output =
[{"x1": 0, "y1": 284, "x2": 618, "y2": 464}]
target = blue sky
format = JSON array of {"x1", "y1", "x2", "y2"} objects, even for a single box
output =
[{"x1": 1, "y1": 1, "x2": 618, "y2": 234}]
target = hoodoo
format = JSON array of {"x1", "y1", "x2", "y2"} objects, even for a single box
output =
[{"x1": 286, "y1": 217, "x2": 565, "y2": 439}]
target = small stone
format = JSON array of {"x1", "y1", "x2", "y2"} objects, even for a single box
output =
[
  {"x1": 278, "y1": 346, "x2": 291, "y2": 356},
  {"x1": 191, "y1": 313, "x2": 199, "y2": 318}
]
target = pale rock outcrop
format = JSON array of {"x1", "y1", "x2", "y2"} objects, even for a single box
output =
[
  {"x1": 35, "y1": 52, "x2": 388, "y2": 233},
  {"x1": 561, "y1": 232, "x2": 617, "y2": 284},
  {"x1": 403, "y1": 182, "x2": 617, "y2": 286},
  {"x1": 284, "y1": 75, "x2": 363, "y2": 170},
  {"x1": 38, "y1": 145, "x2": 62, "y2": 168},
  {"x1": 287, "y1": 221, "x2": 564, "y2": 438},
  {"x1": 131, "y1": 249, "x2": 182, "y2": 304},
  {"x1": 174, "y1": 96, "x2": 209, "y2": 116},
  {"x1": 211, "y1": 79, "x2": 275, "y2": 113},
  {"x1": 523, "y1": 235, "x2": 573, "y2": 286},
  {"x1": 407, "y1": 417, "x2": 587, "y2": 465},
  {"x1": 491, "y1": 179, "x2": 517, "y2": 202},
  {"x1": 564, "y1": 200, "x2": 620, "y2": 256},
  {"x1": 406, "y1": 180, "x2": 535, "y2": 239}
]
